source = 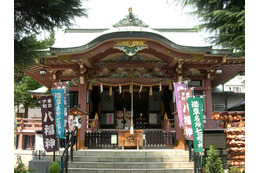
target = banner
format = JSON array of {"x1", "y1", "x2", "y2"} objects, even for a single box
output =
[
  {"x1": 51, "y1": 89, "x2": 65, "y2": 139},
  {"x1": 40, "y1": 96, "x2": 58, "y2": 152},
  {"x1": 54, "y1": 82, "x2": 69, "y2": 130},
  {"x1": 173, "y1": 83, "x2": 187, "y2": 127},
  {"x1": 187, "y1": 97, "x2": 204, "y2": 152},
  {"x1": 179, "y1": 89, "x2": 193, "y2": 140}
]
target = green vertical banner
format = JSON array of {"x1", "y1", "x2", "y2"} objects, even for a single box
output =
[{"x1": 187, "y1": 97, "x2": 203, "y2": 152}]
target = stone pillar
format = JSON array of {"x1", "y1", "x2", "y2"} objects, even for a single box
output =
[{"x1": 78, "y1": 82, "x2": 88, "y2": 149}]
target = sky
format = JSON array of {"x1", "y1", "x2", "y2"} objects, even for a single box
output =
[
  {"x1": 69, "y1": 0, "x2": 198, "y2": 29},
  {"x1": 50, "y1": 0, "x2": 205, "y2": 46}
]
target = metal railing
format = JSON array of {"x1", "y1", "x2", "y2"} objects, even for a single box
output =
[{"x1": 60, "y1": 127, "x2": 78, "y2": 173}]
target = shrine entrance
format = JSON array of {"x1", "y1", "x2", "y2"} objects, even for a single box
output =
[{"x1": 98, "y1": 86, "x2": 164, "y2": 130}]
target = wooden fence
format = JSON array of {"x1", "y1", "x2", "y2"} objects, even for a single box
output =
[{"x1": 85, "y1": 130, "x2": 176, "y2": 149}]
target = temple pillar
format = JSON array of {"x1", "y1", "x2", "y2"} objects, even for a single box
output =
[
  {"x1": 78, "y1": 82, "x2": 88, "y2": 149},
  {"x1": 204, "y1": 79, "x2": 213, "y2": 118},
  {"x1": 17, "y1": 133, "x2": 23, "y2": 149}
]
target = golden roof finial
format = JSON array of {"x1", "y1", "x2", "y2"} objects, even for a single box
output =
[{"x1": 129, "y1": 7, "x2": 132, "y2": 14}]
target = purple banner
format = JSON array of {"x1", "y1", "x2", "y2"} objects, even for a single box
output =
[
  {"x1": 40, "y1": 96, "x2": 58, "y2": 152},
  {"x1": 174, "y1": 82, "x2": 187, "y2": 127},
  {"x1": 179, "y1": 89, "x2": 193, "y2": 140}
]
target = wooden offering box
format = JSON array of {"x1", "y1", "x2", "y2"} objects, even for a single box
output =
[{"x1": 118, "y1": 130, "x2": 143, "y2": 149}]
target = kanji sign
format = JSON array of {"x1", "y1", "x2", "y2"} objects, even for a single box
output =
[
  {"x1": 173, "y1": 82, "x2": 187, "y2": 127},
  {"x1": 51, "y1": 89, "x2": 65, "y2": 139},
  {"x1": 187, "y1": 97, "x2": 204, "y2": 152},
  {"x1": 54, "y1": 82, "x2": 69, "y2": 130},
  {"x1": 179, "y1": 89, "x2": 193, "y2": 140},
  {"x1": 40, "y1": 96, "x2": 58, "y2": 152}
]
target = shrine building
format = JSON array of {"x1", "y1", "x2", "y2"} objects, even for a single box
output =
[{"x1": 23, "y1": 8, "x2": 245, "y2": 149}]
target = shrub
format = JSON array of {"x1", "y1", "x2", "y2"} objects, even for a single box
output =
[
  {"x1": 49, "y1": 161, "x2": 60, "y2": 173},
  {"x1": 14, "y1": 156, "x2": 27, "y2": 173},
  {"x1": 14, "y1": 156, "x2": 36, "y2": 173},
  {"x1": 205, "y1": 145, "x2": 223, "y2": 173},
  {"x1": 229, "y1": 166, "x2": 241, "y2": 173}
]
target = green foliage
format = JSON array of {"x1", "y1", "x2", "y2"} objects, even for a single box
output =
[
  {"x1": 49, "y1": 161, "x2": 60, "y2": 173},
  {"x1": 14, "y1": 156, "x2": 36, "y2": 173},
  {"x1": 14, "y1": 0, "x2": 87, "y2": 69},
  {"x1": 14, "y1": 156, "x2": 27, "y2": 173},
  {"x1": 14, "y1": 32, "x2": 55, "y2": 68},
  {"x1": 205, "y1": 145, "x2": 223, "y2": 173},
  {"x1": 14, "y1": 74, "x2": 42, "y2": 117},
  {"x1": 229, "y1": 166, "x2": 241, "y2": 173},
  {"x1": 175, "y1": 0, "x2": 245, "y2": 55}
]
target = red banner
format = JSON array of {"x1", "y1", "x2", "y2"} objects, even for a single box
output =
[
  {"x1": 179, "y1": 89, "x2": 193, "y2": 140},
  {"x1": 40, "y1": 96, "x2": 58, "y2": 152}
]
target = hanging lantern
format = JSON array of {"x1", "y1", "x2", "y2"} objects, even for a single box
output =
[
  {"x1": 109, "y1": 86, "x2": 112, "y2": 96},
  {"x1": 88, "y1": 81, "x2": 93, "y2": 90},
  {"x1": 149, "y1": 86, "x2": 153, "y2": 96}
]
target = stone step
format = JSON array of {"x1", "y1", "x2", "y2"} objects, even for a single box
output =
[
  {"x1": 68, "y1": 161, "x2": 194, "y2": 169},
  {"x1": 73, "y1": 150, "x2": 189, "y2": 157},
  {"x1": 68, "y1": 168, "x2": 194, "y2": 173},
  {"x1": 73, "y1": 156, "x2": 189, "y2": 162}
]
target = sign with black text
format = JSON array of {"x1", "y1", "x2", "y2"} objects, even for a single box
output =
[{"x1": 40, "y1": 96, "x2": 58, "y2": 152}]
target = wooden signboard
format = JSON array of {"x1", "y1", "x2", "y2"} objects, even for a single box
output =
[{"x1": 118, "y1": 130, "x2": 143, "y2": 149}]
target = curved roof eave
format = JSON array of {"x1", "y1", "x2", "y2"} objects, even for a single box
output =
[{"x1": 50, "y1": 27, "x2": 213, "y2": 55}]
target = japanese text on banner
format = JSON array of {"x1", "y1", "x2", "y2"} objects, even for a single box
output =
[
  {"x1": 40, "y1": 96, "x2": 58, "y2": 152},
  {"x1": 173, "y1": 82, "x2": 187, "y2": 127},
  {"x1": 54, "y1": 82, "x2": 69, "y2": 130},
  {"x1": 179, "y1": 89, "x2": 193, "y2": 140},
  {"x1": 187, "y1": 97, "x2": 204, "y2": 152},
  {"x1": 51, "y1": 89, "x2": 65, "y2": 139}
]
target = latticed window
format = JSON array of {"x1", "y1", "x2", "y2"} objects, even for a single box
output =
[{"x1": 69, "y1": 92, "x2": 78, "y2": 108}]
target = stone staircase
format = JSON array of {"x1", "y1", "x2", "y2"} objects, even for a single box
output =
[{"x1": 68, "y1": 150, "x2": 194, "y2": 173}]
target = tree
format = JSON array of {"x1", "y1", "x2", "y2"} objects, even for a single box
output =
[
  {"x1": 14, "y1": 75, "x2": 42, "y2": 118},
  {"x1": 14, "y1": 0, "x2": 87, "y2": 69},
  {"x1": 205, "y1": 145, "x2": 223, "y2": 173},
  {"x1": 176, "y1": 0, "x2": 245, "y2": 55}
]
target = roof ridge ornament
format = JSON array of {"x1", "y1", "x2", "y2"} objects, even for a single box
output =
[{"x1": 113, "y1": 7, "x2": 149, "y2": 28}]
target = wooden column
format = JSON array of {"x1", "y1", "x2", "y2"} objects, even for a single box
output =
[
  {"x1": 204, "y1": 79, "x2": 213, "y2": 118},
  {"x1": 17, "y1": 133, "x2": 23, "y2": 149},
  {"x1": 78, "y1": 82, "x2": 88, "y2": 149}
]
